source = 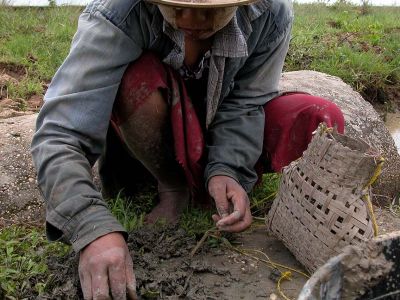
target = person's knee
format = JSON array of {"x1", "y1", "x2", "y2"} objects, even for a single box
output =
[
  {"x1": 290, "y1": 95, "x2": 344, "y2": 133},
  {"x1": 119, "y1": 52, "x2": 166, "y2": 95},
  {"x1": 113, "y1": 52, "x2": 168, "y2": 124},
  {"x1": 312, "y1": 100, "x2": 345, "y2": 132}
]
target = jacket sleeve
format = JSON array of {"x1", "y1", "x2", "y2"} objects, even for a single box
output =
[
  {"x1": 31, "y1": 9, "x2": 143, "y2": 252},
  {"x1": 205, "y1": 17, "x2": 293, "y2": 193}
]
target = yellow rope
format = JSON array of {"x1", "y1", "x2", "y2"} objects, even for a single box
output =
[
  {"x1": 364, "y1": 193, "x2": 379, "y2": 237},
  {"x1": 363, "y1": 157, "x2": 385, "y2": 237},
  {"x1": 277, "y1": 271, "x2": 292, "y2": 300},
  {"x1": 240, "y1": 248, "x2": 310, "y2": 279},
  {"x1": 365, "y1": 157, "x2": 385, "y2": 187},
  {"x1": 195, "y1": 227, "x2": 310, "y2": 300}
]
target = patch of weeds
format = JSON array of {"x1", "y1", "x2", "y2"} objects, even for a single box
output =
[
  {"x1": 5, "y1": 78, "x2": 42, "y2": 104},
  {"x1": 287, "y1": 4, "x2": 400, "y2": 109},
  {"x1": 250, "y1": 173, "x2": 281, "y2": 217},
  {"x1": 16, "y1": 98, "x2": 28, "y2": 111},
  {"x1": 0, "y1": 226, "x2": 70, "y2": 298},
  {"x1": 107, "y1": 189, "x2": 156, "y2": 232},
  {"x1": 179, "y1": 208, "x2": 214, "y2": 238}
]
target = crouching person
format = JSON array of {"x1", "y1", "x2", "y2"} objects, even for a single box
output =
[{"x1": 31, "y1": 0, "x2": 344, "y2": 298}]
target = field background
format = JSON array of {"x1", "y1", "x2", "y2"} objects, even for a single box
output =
[
  {"x1": 0, "y1": 2, "x2": 399, "y2": 113},
  {"x1": 0, "y1": 2, "x2": 399, "y2": 298}
]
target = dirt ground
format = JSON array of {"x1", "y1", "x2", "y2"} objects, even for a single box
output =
[
  {"x1": 38, "y1": 225, "x2": 309, "y2": 299},
  {"x1": 0, "y1": 63, "x2": 45, "y2": 118},
  {"x1": 35, "y1": 214, "x2": 400, "y2": 300},
  {"x1": 1, "y1": 63, "x2": 400, "y2": 299}
]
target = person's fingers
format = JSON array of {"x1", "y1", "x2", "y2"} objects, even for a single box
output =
[
  {"x1": 79, "y1": 265, "x2": 92, "y2": 300},
  {"x1": 212, "y1": 214, "x2": 222, "y2": 223},
  {"x1": 125, "y1": 253, "x2": 138, "y2": 300},
  {"x1": 108, "y1": 258, "x2": 127, "y2": 300},
  {"x1": 217, "y1": 210, "x2": 242, "y2": 227},
  {"x1": 216, "y1": 193, "x2": 248, "y2": 227},
  {"x1": 218, "y1": 208, "x2": 253, "y2": 233},
  {"x1": 208, "y1": 180, "x2": 229, "y2": 218},
  {"x1": 91, "y1": 264, "x2": 110, "y2": 300}
]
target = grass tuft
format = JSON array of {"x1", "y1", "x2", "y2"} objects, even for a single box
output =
[
  {"x1": 107, "y1": 189, "x2": 156, "y2": 232},
  {"x1": 0, "y1": 226, "x2": 70, "y2": 298},
  {"x1": 179, "y1": 208, "x2": 214, "y2": 237},
  {"x1": 250, "y1": 173, "x2": 281, "y2": 217}
]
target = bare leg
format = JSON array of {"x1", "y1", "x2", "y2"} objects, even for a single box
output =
[{"x1": 118, "y1": 89, "x2": 190, "y2": 224}]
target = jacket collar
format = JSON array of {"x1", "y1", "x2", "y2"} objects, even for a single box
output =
[
  {"x1": 150, "y1": 1, "x2": 270, "y2": 61},
  {"x1": 161, "y1": 17, "x2": 248, "y2": 58}
]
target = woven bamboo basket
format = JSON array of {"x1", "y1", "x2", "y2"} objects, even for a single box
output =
[{"x1": 266, "y1": 124, "x2": 384, "y2": 273}]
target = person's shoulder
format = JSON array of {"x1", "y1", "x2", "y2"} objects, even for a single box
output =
[
  {"x1": 239, "y1": 0, "x2": 293, "y2": 29},
  {"x1": 83, "y1": 0, "x2": 155, "y2": 26}
]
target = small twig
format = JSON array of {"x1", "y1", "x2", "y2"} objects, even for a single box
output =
[{"x1": 190, "y1": 229, "x2": 214, "y2": 257}]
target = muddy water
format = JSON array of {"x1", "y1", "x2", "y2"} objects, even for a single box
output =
[{"x1": 385, "y1": 112, "x2": 400, "y2": 154}]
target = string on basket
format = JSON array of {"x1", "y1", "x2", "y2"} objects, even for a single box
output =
[
  {"x1": 363, "y1": 156, "x2": 385, "y2": 237},
  {"x1": 321, "y1": 123, "x2": 384, "y2": 238}
]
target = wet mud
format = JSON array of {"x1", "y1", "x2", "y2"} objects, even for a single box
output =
[{"x1": 36, "y1": 225, "x2": 308, "y2": 299}]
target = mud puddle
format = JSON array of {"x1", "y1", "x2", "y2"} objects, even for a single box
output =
[
  {"x1": 385, "y1": 112, "x2": 400, "y2": 154},
  {"x1": 37, "y1": 225, "x2": 307, "y2": 299}
]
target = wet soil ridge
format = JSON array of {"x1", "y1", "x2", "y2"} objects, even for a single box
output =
[{"x1": 0, "y1": 62, "x2": 43, "y2": 119}]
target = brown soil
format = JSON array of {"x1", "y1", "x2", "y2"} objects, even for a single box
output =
[
  {"x1": 34, "y1": 225, "x2": 308, "y2": 300},
  {"x1": 0, "y1": 63, "x2": 44, "y2": 119},
  {"x1": 10, "y1": 208, "x2": 399, "y2": 299},
  {"x1": 0, "y1": 62, "x2": 27, "y2": 80}
]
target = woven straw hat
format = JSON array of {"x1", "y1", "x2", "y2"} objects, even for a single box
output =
[{"x1": 149, "y1": 0, "x2": 259, "y2": 8}]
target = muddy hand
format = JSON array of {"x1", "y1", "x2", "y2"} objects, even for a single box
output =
[
  {"x1": 79, "y1": 232, "x2": 138, "y2": 300},
  {"x1": 208, "y1": 175, "x2": 252, "y2": 232}
]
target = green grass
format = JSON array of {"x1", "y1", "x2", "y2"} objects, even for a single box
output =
[
  {"x1": 0, "y1": 6, "x2": 82, "y2": 100},
  {"x1": 286, "y1": 3, "x2": 400, "y2": 105},
  {"x1": 107, "y1": 173, "x2": 281, "y2": 236},
  {"x1": 0, "y1": 226, "x2": 70, "y2": 299},
  {"x1": 106, "y1": 189, "x2": 156, "y2": 232},
  {"x1": 0, "y1": 4, "x2": 399, "y2": 106}
]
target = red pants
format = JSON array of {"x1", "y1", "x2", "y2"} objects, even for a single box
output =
[{"x1": 101, "y1": 53, "x2": 344, "y2": 197}]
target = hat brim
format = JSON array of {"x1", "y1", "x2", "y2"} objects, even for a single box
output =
[{"x1": 147, "y1": 0, "x2": 259, "y2": 8}]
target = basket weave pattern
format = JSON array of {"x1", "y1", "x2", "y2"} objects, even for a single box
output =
[{"x1": 267, "y1": 126, "x2": 380, "y2": 273}]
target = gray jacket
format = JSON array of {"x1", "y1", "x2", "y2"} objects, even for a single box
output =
[{"x1": 31, "y1": 0, "x2": 293, "y2": 251}]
